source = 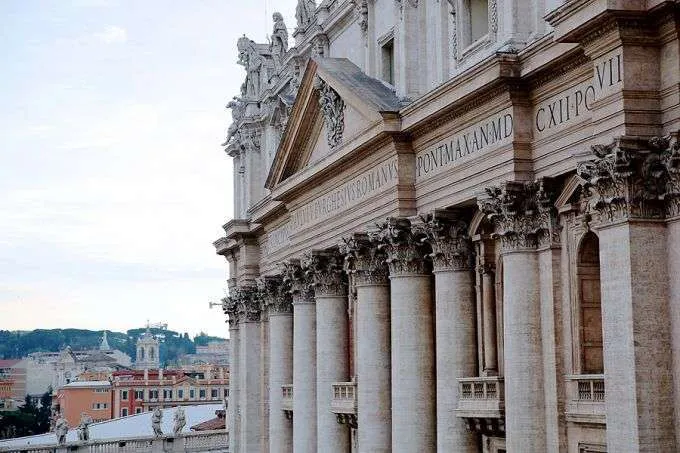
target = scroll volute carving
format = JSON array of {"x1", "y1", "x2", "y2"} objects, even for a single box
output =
[
  {"x1": 419, "y1": 210, "x2": 474, "y2": 271},
  {"x1": 372, "y1": 217, "x2": 430, "y2": 276},
  {"x1": 340, "y1": 233, "x2": 389, "y2": 286},
  {"x1": 301, "y1": 250, "x2": 347, "y2": 297}
]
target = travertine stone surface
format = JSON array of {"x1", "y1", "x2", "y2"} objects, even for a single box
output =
[
  {"x1": 227, "y1": 324, "x2": 240, "y2": 453},
  {"x1": 240, "y1": 319, "x2": 262, "y2": 453},
  {"x1": 269, "y1": 312, "x2": 293, "y2": 453},
  {"x1": 342, "y1": 234, "x2": 391, "y2": 453},
  {"x1": 669, "y1": 218, "x2": 680, "y2": 449},
  {"x1": 599, "y1": 221, "x2": 675, "y2": 452}
]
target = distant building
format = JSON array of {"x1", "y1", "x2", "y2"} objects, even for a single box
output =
[
  {"x1": 134, "y1": 329, "x2": 160, "y2": 370},
  {"x1": 176, "y1": 340, "x2": 229, "y2": 367},
  {"x1": 0, "y1": 360, "x2": 26, "y2": 409},
  {"x1": 111, "y1": 367, "x2": 228, "y2": 418},
  {"x1": 55, "y1": 380, "x2": 112, "y2": 427}
]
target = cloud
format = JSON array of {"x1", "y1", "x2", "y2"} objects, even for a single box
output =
[{"x1": 95, "y1": 25, "x2": 127, "y2": 44}]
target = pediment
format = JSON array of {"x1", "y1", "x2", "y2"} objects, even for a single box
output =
[{"x1": 265, "y1": 58, "x2": 402, "y2": 190}]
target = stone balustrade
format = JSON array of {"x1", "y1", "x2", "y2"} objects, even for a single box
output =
[
  {"x1": 281, "y1": 384, "x2": 293, "y2": 418},
  {"x1": 455, "y1": 376, "x2": 505, "y2": 436},
  {"x1": 565, "y1": 374, "x2": 606, "y2": 425},
  {"x1": 330, "y1": 381, "x2": 357, "y2": 428},
  {"x1": 0, "y1": 430, "x2": 228, "y2": 453}
]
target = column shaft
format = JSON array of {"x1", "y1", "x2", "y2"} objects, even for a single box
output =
[
  {"x1": 434, "y1": 269, "x2": 477, "y2": 452},
  {"x1": 228, "y1": 325, "x2": 240, "y2": 453},
  {"x1": 269, "y1": 313, "x2": 293, "y2": 453},
  {"x1": 600, "y1": 222, "x2": 675, "y2": 452},
  {"x1": 669, "y1": 219, "x2": 680, "y2": 448},
  {"x1": 481, "y1": 271, "x2": 498, "y2": 373},
  {"x1": 240, "y1": 320, "x2": 262, "y2": 453},
  {"x1": 293, "y1": 301, "x2": 316, "y2": 453},
  {"x1": 390, "y1": 274, "x2": 436, "y2": 452},
  {"x1": 356, "y1": 283, "x2": 391, "y2": 453},
  {"x1": 503, "y1": 250, "x2": 546, "y2": 452},
  {"x1": 316, "y1": 294, "x2": 350, "y2": 452}
]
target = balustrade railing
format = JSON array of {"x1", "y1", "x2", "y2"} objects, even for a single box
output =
[
  {"x1": 281, "y1": 384, "x2": 293, "y2": 412},
  {"x1": 566, "y1": 374, "x2": 605, "y2": 424},
  {"x1": 330, "y1": 382, "x2": 357, "y2": 415},
  {"x1": 456, "y1": 376, "x2": 504, "y2": 417}
]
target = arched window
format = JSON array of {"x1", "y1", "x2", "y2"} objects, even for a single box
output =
[
  {"x1": 577, "y1": 232, "x2": 603, "y2": 374},
  {"x1": 150, "y1": 347, "x2": 155, "y2": 360},
  {"x1": 139, "y1": 347, "x2": 145, "y2": 360}
]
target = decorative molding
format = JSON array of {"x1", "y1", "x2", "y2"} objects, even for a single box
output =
[
  {"x1": 372, "y1": 217, "x2": 430, "y2": 276},
  {"x1": 418, "y1": 210, "x2": 474, "y2": 271},
  {"x1": 489, "y1": 0, "x2": 498, "y2": 34},
  {"x1": 576, "y1": 133, "x2": 680, "y2": 223},
  {"x1": 315, "y1": 77, "x2": 346, "y2": 149},
  {"x1": 257, "y1": 275, "x2": 293, "y2": 315},
  {"x1": 235, "y1": 285, "x2": 261, "y2": 323},
  {"x1": 302, "y1": 250, "x2": 347, "y2": 297},
  {"x1": 221, "y1": 296, "x2": 239, "y2": 328},
  {"x1": 282, "y1": 259, "x2": 315, "y2": 305},
  {"x1": 478, "y1": 178, "x2": 559, "y2": 252},
  {"x1": 340, "y1": 233, "x2": 389, "y2": 286}
]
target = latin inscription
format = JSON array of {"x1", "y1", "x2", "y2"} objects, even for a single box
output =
[
  {"x1": 534, "y1": 52, "x2": 622, "y2": 136},
  {"x1": 266, "y1": 223, "x2": 290, "y2": 254},
  {"x1": 289, "y1": 157, "x2": 399, "y2": 232},
  {"x1": 415, "y1": 109, "x2": 514, "y2": 180}
]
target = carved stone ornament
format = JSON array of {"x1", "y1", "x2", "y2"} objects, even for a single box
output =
[
  {"x1": 372, "y1": 217, "x2": 430, "y2": 276},
  {"x1": 478, "y1": 178, "x2": 559, "y2": 251},
  {"x1": 295, "y1": 0, "x2": 317, "y2": 31},
  {"x1": 395, "y1": 0, "x2": 418, "y2": 17},
  {"x1": 281, "y1": 259, "x2": 315, "y2": 305},
  {"x1": 339, "y1": 233, "x2": 389, "y2": 286},
  {"x1": 489, "y1": 0, "x2": 498, "y2": 34},
  {"x1": 418, "y1": 210, "x2": 474, "y2": 271},
  {"x1": 315, "y1": 77, "x2": 345, "y2": 149},
  {"x1": 576, "y1": 133, "x2": 680, "y2": 222},
  {"x1": 222, "y1": 294, "x2": 240, "y2": 327},
  {"x1": 226, "y1": 285, "x2": 260, "y2": 323},
  {"x1": 351, "y1": 0, "x2": 368, "y2": 38},
  {"x1": 257, "y1": 275, "x2": 293, "y2": 315},
  {"x1": 270, "y1": 12, "x2": 289, "y2": 65},
  {"x1": 302, "y1": 250, "x2": 347, "y2": 297}
]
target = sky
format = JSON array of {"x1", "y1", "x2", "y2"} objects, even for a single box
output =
[{"x1": 0, "y1": 0, "x2": 297, "y2": 338}]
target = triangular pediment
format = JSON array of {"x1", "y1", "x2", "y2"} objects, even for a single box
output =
[{"x1": 265, "y1": 58, "x2": 402, "y2": 190}]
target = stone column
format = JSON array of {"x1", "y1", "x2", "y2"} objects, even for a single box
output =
[
  {"x1": 576, "y1": 137, "x2": 677, "y2": 452},
  {"x1": 306, "y1": 252, "x2": 350, "y2": 453},
  {"x1": 375, "y1": 218, "x2": 435, "y2": 453},
  {"x1": 481, "y1": 268, "x2": 498, "y2": 374},
  {"x1": 283, "y1": 260, "x2": 317, "y2": 453},
  {"x1": 222, "y1": 297, "x2": 240, "y2": 453},
  {"x1": 479, "y1": 180, "x2": 553, "y2": 453},
  {"x1": 420, "y1": 211, "x2": 477, "y2": 453},
  {"x1": 236, "y1": 286, "x2": 263, "y2": 453},
  {"x1": 260, "y1": 276, "x2": 294, "y2": 453},
  {"x1": 341, "y1": 234, "x2": 391, "y2": 453}
]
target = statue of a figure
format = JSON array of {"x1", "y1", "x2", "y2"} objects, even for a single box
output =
[
  {"x1": 151, "y1": 407, "x2": 163, "y2": 437},
  {"x1": 55, "y1": 416, "x2": 68, "y2": 445},
  {"x1": 172, "y1": 406, "x2": 186, "y2": 435},
  {"x1": 295, "y1": 0, "x2": 317, "y2": 29},
  {"x1": 76, "y1": 413, "x2": 92, "y2": 441},
  {"x1": 237, "y1": 36, "x2": 263, "y2": 99},
  {"x1": 271, "y1": 12, "x2": 288, "y2": 62}
]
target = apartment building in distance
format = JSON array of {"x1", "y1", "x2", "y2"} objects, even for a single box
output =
[
  {"x1": 110, "y1": 367, "x2": 229, "y2": 418},
  {"x1": 55, "y1": 380, "x2": 112, "y2": 426}
]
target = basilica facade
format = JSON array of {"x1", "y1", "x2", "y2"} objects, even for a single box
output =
[{"x1": 214, "y1": 1, "x2": 680, "y2": 452}]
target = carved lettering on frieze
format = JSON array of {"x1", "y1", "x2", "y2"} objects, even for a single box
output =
[
  {"x1": 418, "y1": 210, "x2": 474, "y2": 272},
  {"x1": 478, "y1": 178, "x2": 559, "y2": 251},
  {"x1": 315, "y1": 77, "x2": 345, "y2": 149},
  {"x1": 340, "y1": 233, "x2": 389, "y2": 286},
  {"x1": 372, "y1": 217, "x2": 430, "y2": 276},
  {"x1": 576, "y1": 133, "x2": 680, "y2": 223}
]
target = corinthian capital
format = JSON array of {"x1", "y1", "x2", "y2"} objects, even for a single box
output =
[
  {"x1": 339, "y1": 233, "x2": 389, "y2": 286},
  {"x1": 221, "y1": 296, "x2": 240, "y2": 328},
  {"x1": 257, "y1": 275, "x2": 292, "y2": 316},
  {"x1": 235, "y1": 285, "x2": 261, "y2": 323},
  {"x1": 372, "y1": 217, "x2": 429, "y2": 276},
  {"x1": 418, "y1": 210, "x2": 473, "y2": 271},
  {"x1": 301, "y1": 251, "x2": 347, "y2": 297},
  {"x1": 576, "y1": 133, "x2": 680, "y2": 221},
  {"x1": 478, "y1": 178, "x2": 558, "y2": 252},
  {"x1": 281, "y1": 259, "x2": 315, "y2": 305}
]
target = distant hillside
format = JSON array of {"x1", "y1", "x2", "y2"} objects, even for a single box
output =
[{"x1": 0, "y1": 329, "x2": 226, "y2": 366}]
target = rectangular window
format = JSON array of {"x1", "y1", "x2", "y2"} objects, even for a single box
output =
[
  {"x1": 223, "y1": 388, "x2": 229, "y2": 398},
  {"x1": 149, "y1": 390, "x2": 158, "y2": 400},
  {"x1": 135, "y1": 407, "x2": 142, "y2": 414},
  {"x1": 189, "y1": 389, "x2": 195, "y2": 399},
  {"x1": 381, "y1": 39, "x2": 395, "y2": 85},
  {"x1": 163, "y1": 389, "x2": 173, "y2": 399},
  {"x1": 199, "y1": 389, "x2": 206, "y2": 399},
  {"x1": 121, "y1": 390, "x2": 128, "y2": 401},
  {"x1": 92, "y1": 402, "x2": 108, "y2": 410},
  {"x1": 178, "y1": 389, "x2": 184, "y2": 399},
  {"x1": 134, "y1": 390, "x2": 143, "y2": 400},
  {"x1": 121, "y1": 408, "x2": 128, "y2": 417},
  {"x1": 211, "y1": 389, "x2": 218, "y2": 399}
]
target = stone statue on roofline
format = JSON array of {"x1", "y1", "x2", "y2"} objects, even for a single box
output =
[
  {"x1": 151, "y1": 406, "x2": 163, "y2": 436},
  {"x1": 76, "y1": 412, "x2": 92, "y2": 441},
  {"x1": 172, "y1": 406, "x2": 186, "y2": 435},
  {"x1": 55, "y1": 416, "x2": 69, "y2": 445},
  {"x1": 237, "y1": 35, "x2": 263, "y2": 99},
  {"x1": 295, "y1": 0, "x2": 317, "y2": 30},
  {"x1": 271, "y1": 12, "x2": 288, "y2": 65}
]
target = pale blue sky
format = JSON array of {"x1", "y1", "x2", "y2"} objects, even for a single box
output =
[{"x1": 0, "y1": 0, "x2": 297, "y2": 337}]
